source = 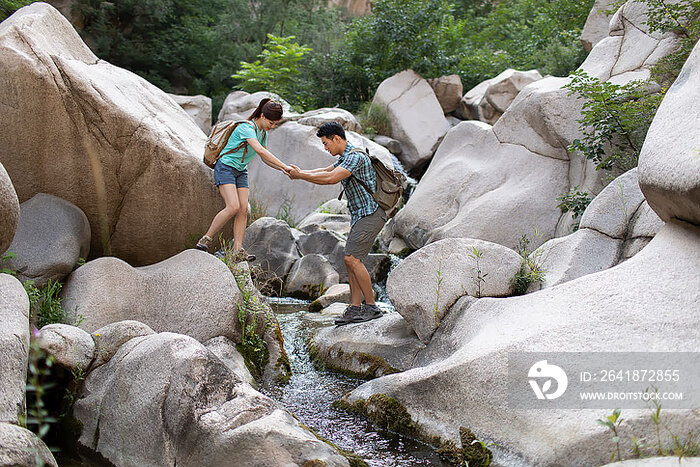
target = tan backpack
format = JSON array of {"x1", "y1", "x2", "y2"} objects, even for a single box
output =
[{"x1": 203, "y1": 120, "x2": 265, "y2": 168}]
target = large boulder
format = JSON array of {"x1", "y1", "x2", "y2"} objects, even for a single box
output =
[
  {"x1": 91, "y1": 320, "x2": 155, "y2": 368},
  {"x1": 167, "y1": 93, "x2": 212, "y2": 134},
  {"x1": 311, "y1": 312, "x2": 422, "y2": 378},
  {"x1": 372, "y1": 70, "x2": 451, "y2": 170},
  {"x1": 61, "y1": 249, "x2": 243, "y2": 342},
  {"x1": 427, "y1": 74, "x2": 463, "y2": 114},
  {"x1": 580, "y1": 0, "x2": 617, "y2": 52},
  {"x1": 247, "y1": 121, "x2": 393, "y2": 222},
  {"x1": 217, "y1": 90, "x2": 295, "y2": 122},
  {"x1": 392, "y1": 121, "x2": 568, "y2": 251},
  {"x1": 73, "y1": 332, "x2": 349, "y2": 466},
  {"x1": 0, "y1": 3, "x2": 225, "y2": 266},
  {"x1": 5, "y1": 193, "x2": 90, "y2": 288},
  {"x1": 0, "y1": 422, "x2": 57, "y2": 467},
  {"x1": 387, "y1": 238, "x2": 523, "y2": 343},
  {"x1": 204, "y1": 336, "x2": 255, "y2": 386},
  {"x1": 0, "y1": 163, "x2": 20, "y2": 255},
  {"x1": 345, "y1": 220, "x2": 700, "y2": 466},
  {"x1": 458, "y1": 69, "x2": 543, "y2": 124},
  {"x1": 638, "y1": 39, "x2": 700, "y2": 226},
  {"x1": 38, "y1": 323, "x2": 95, "y2": 373},
  {"x1": 287, "y1": 107, "x2": 362, "y2": 133},
  {"x1": 284, "y1": 254, "x2": 339, "y2": 300},
  {"x1": 0, "y1": 274, "x2": 29, "y2": 424}
]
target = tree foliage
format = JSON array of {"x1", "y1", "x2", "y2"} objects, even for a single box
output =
[{"x1": 0, "y1": 0, "x2": 32, "y2": 21}]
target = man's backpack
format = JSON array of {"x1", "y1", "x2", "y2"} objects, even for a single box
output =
[
  {"x1": 203, "y1": 120, "x2": 265, "y2": 168},
  {"x1": 343, "y1": 148, "x2": 406, "y2": 218}
]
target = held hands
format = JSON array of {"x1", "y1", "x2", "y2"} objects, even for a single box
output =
[{"x1": 287, "y1": 165, "x2": 302, "y2": 180}]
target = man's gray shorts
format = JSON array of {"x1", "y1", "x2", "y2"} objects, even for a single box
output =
[{"x1": 345, "y1": 207, "x2": 387, "y2": 261}]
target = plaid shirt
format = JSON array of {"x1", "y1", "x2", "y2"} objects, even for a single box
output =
[{"x1": 334, "y1": 142, "x2": 378, "y2": 225}]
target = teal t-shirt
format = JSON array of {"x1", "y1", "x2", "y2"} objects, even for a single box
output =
[{"x1": 219, "y1": 120, "x2": 267, "y2": 171}]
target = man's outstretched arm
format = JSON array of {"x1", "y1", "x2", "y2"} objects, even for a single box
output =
[{"x1": 289, "y1": 165, "x2": 351, "y2": 185}]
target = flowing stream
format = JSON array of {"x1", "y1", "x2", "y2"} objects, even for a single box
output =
[{"x1": 262, "y1": 299, "x2": 450, "y2": 466}]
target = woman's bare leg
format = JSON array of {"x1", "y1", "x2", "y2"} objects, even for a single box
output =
[
  {"x1": 204, "y1": 184, "x2": 240, "y2": 238},
  {"x1": 232, "y1": 187, "x2": 249, "y2": 250}
]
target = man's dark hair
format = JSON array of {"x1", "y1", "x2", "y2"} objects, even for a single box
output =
[{"x1": 316, "y1": 121, "x2": 346, "y2": 140}]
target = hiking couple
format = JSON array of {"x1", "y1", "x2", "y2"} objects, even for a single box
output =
[{"x1": 196, "y1": 99, "x2": 385, "y2": 325}]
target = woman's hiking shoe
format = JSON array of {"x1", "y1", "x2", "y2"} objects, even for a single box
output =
[
  {"x1": 231, "y1": 248, "x2": 256, "y2": 262},
  {"x1": 334, "y1": 305, "x2": 363, "y2": 326},
  {"x1": 195, "y1": 235, "x2": 212, "y2": 252}
]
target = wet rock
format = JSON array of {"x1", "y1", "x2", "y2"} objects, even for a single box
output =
[
  {"x1": 284, "y1": 254, "x2": 339, "y2": 300},
  {"x1": 309, "y1": 284, "x2": 351, "y2": 312},
  {"x1": 0, "y1": 274, "x2": 29, "y2": 424},
  {"x1": 5, "y1": 193, "x2": 90, "y2": 288},
  {"x1": 387, "y1": 238, "x2": 522, "y2": 343},
  {"x1": 373, "y1": 70, "x2": 451, "y2": 170},
  {"x1": 38, "y1": 323, "x2": 95, "y2": 373},
  {"x1": 311, "y1": 312, "x2": 422, "y2": 378},
  {"x1": 243, "y1": 217, "x2": 301, "y2": 286}
]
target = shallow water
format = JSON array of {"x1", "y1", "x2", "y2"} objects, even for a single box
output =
[{"x1": 262, "y1": 300, "x2": 450, "y2": 466}]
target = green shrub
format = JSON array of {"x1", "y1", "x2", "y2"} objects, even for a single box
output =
[
  {"x1": 357, "y1": 101, "x2": 392, "y2": 138},
  {"x1": 557, "y1": 186, "x2": 593, "y2": 231},
  {"x1": 564, "y1": 70, "x2": 663, "y2": 174},
  {"x1": 233, "y1": 34, "x2": 312, "y2": 109},
  {"x1": 0, "y1": 0, "x2": 33, "y2": 21},
  {"x1": 24, "y1": 280, "x2": 80, "y2": 328},
  {"x1": 510, "y1": 232, "x2": 546, "y2": 295}
]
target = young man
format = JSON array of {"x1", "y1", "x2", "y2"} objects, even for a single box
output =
[{"x1": 288, "y1": 122, "x2": 386, "y2": 325}]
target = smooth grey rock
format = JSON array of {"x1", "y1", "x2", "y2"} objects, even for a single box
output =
[
  {"x1": 0, "y1": 163, "x2": 19, "y2": 255},
  {"x1": 217, "y1": 90, "x2": 295, "y2": 122},
  {"x1": 387, "y1": 238, "x2": 523, "y2": 343},
  {"x1": 38, "y1": 323, "x2": 95, "y2": 372},
  {"x1": 74, "y1": 332, "x2": 348, "y2": 467},
  {"x1": 526, "y1": 228, "x2": 621, "y2": 291},
  {"x1": 204, "y1": 336, "x2": 255, "y2": 386},
  {"x1": 628, "y1": 201, "x2": 664, "y2": 239},
  {"x1": 311, "y1": 312, "x2": 422, "y2": 377},
  {"x1": 427, "y1": 74, "x2": 463, "y2": 114},
  {"x1": 0, "y1": 3, "x2": 227, "y2": 265},
  {"x1": 297, "y1": 212, "x2": 352, "y2": 236},
  {"x1": 0, "y1": 422, "x2": 57, "y2": 467},
  {"x1": 373, "y1": 135, "x2": 402, "y2": 155},
  {"x1": 620, "y1": 236, "x2": 652, "y2": 260},
  {"x1": 580, "y1": 0, "x2": 617, "y2": 52},
  {"x1": 6, "y1": 193, "x2": 90, "y2": 288},
  {"x1": 485, "y1": 69, "x2": 543, "y2": 114},
  {"x1": 364, "y1": 253, "x2": 391, "y2": 285},
  {"x1": 91, "y1": 320, "x2": 155, "y2": 369},
  {"x1": 599, "y1": 458, "x2": 700, "y2": 467},
  {"x1": 168, "y1": 93, "x2": 212, "y2": 134},
  {"x1": 392, "y1": 121, "x2": 568, "y2": 251},
  {"x1": 580, "y1": 169, "x2": 645, "y2": 239},
  {"x1": 373, "y1": 70, "x2": 451, "y2": 170},
  {"x1": 291, "y1": 107, "x2": 361, "y2": 133},
  {"x1": 297, "y1": 229, "x2": 345, "y2": 256},
  {"x1": 310, "y1": 283, "x2": 351, "y2": 312},
  {"x1": 639, "y1": 39, "x2": 700, "y2": 226},
  {"x1": 61, "y1": 250, "x2": 243, "y2": 343},
  {"x1": 345, "y1": 220, "x2": 700, "y2": 467},
  {"x1": 0, "y1": 274, "x2": 29, "y2": 424},
  {"x1": 243, "y1": 217, "x2": 301, "y2": 283},
  {"x1": 284, "y1": 254, "x2": 339, "y2": 300}
]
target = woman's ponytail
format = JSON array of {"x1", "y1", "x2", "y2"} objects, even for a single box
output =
[{"x1": 248, "y1": 98, "x2": 272, "y2": 120}]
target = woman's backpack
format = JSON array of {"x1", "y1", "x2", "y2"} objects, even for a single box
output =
[{"x1": 203, "y1": 120, "x2": 264, "y2": 168}]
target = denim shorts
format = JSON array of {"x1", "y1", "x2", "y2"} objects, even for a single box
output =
[{"x1": 214, "y1": 160, "x2": 249, "y2": 188}]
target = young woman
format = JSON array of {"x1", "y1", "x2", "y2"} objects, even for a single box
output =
[{"x1": 196, "y1": 98, "x2": 291, "y2": 259}]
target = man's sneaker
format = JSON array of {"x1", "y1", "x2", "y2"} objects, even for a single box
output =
[
  {"x1": 334, "y1": 305, "x2": 363, "y2": 326},
  {"x1": 196, "y1": 235, "x2": 212, "y2": 252},
  {"x1": 349, "y1": 304, "x2": 383, "y2": 323}
]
